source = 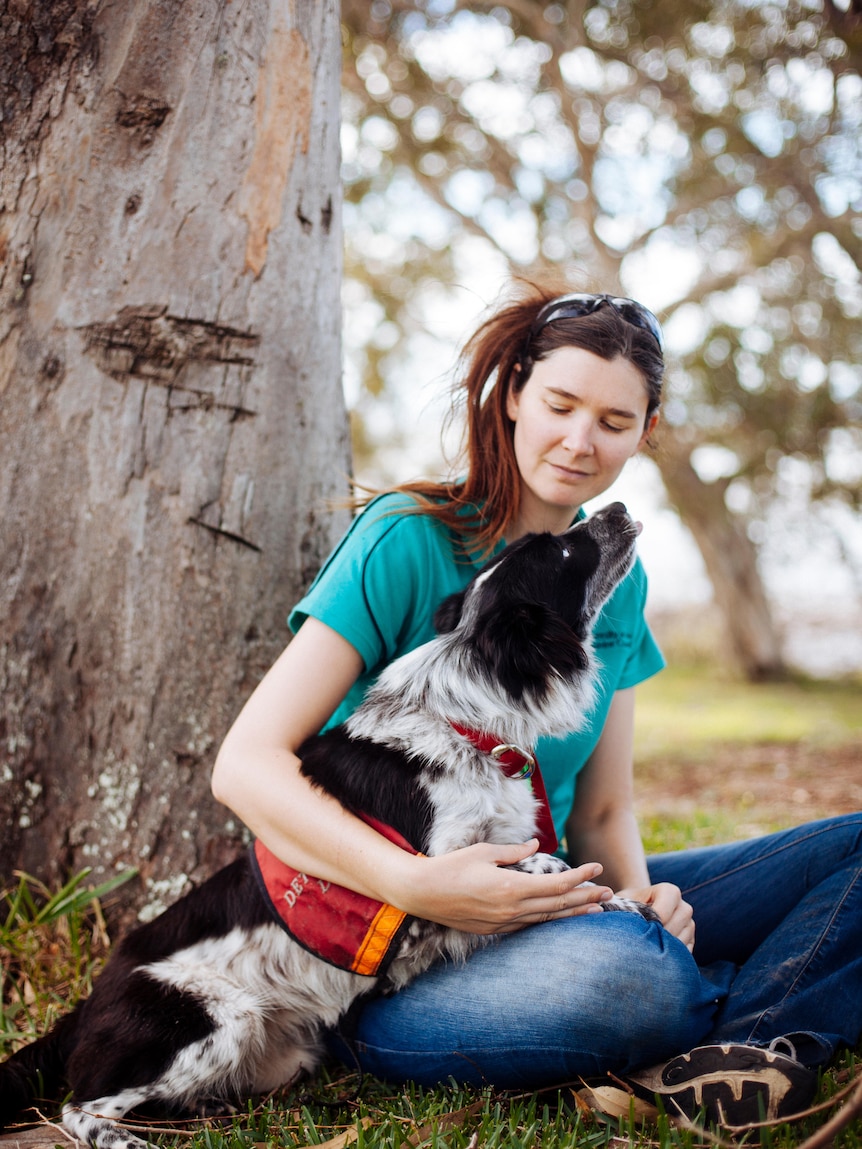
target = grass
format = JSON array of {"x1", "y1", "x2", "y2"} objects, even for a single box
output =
[
  {"x1": 634, "y1": 665, "x2": 862, "y2": 760},
  {"x1": 637, "y1": 809, "x2": 755, "y2": 855},
  {"x1": 633, "y1": 664, "x2": 862, "y2": 851},
  {"x1": 1, "y1": 664, "x2": 861, "y2": 1147},
  {"x1": 1, "y1": 867, "x2": 137, "y2": 1051}
]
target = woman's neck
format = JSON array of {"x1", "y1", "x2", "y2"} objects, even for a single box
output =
[{"x1": 506, "y1": 502, "x2": 581, "y2": 542}]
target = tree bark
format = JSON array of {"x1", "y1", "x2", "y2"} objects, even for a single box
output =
[
  {"x1": 0, "y1": 0, "x2": 350, "y2": 917},
  {"x1": 656, "y1": 434, "x2": 786, "y2": 681}
]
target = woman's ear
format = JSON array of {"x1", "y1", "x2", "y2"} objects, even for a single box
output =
[
  {"x1": 639, "y1": 411, "x2": 660, "y2": 447},
  {"x1": 505, "y1": 366, "x2": 522, "y2": 422}
]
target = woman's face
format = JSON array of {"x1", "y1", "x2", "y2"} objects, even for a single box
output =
[{"x1": 505, "y1": 345, "x2": 658, "y2": 537}]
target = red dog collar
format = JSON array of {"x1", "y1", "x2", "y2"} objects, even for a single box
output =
[{"x1": 450, "y1": 722, "x2": 559, "y2": 855}]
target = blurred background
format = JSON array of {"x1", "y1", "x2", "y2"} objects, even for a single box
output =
[{"x1": 338, "y1": 0, "x2": 862, "y2": 684}]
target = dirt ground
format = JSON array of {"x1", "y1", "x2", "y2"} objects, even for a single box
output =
[{"x1": 635, "y1": 740, "x2": 862, "y2": 826}]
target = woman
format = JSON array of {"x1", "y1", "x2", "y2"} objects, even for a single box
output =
[{"x1": 212, "y1": 284, "x2": 861, "y2": 1125}]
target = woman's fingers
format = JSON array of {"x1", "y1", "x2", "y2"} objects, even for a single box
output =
[
  {"x1": 400, "y1": 843, "x2": 614, "y2": 934},
  {"x1": 618, "y1": 881, "x2": 696, "y2": 951}
]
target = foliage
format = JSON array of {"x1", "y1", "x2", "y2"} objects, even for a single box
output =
[
  {"x1": 0, "y1": 867, "x2": 136, "y2": 1053},
  {"x1": 342, "y1": 0, "x2": 861, "y2": 494},
  {"x1": 340, "y1": 0, "x2": 862, "y2": 674},
  {"x1": 183, "y1": 1070, "x2": 862, "y2": 1147}
]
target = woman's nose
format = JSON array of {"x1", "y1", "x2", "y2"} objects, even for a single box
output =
[{"x1": 561, "y1": 415, "x2": 596, "y2": 455}]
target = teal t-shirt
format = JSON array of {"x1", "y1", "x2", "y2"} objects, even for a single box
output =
[{"x1": 289, "y1": 492, "x2": 665, "y2": 842}]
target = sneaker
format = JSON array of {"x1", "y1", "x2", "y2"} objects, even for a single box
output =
[{"x1": 623, "y1": 1040, "x2": 818, "y2": 1126}]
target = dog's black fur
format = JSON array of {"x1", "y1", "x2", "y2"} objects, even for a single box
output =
[{"x1": 0, "y1": 502, "x2": 659, "y2": 1148}]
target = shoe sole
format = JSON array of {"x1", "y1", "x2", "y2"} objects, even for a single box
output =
[{"x1": 628, "y1": 1044, "x2": 817, "y2": 1125}]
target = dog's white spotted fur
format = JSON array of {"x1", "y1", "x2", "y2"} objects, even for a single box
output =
[{"x1": 0, "y1": 503, "x2": 659, "y2": 1148}]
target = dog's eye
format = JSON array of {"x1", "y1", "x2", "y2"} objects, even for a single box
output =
[{"x1": 561, "y1": 547, "x2": 570, "y2": 558}]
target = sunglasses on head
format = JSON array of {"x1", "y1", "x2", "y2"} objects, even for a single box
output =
[{"x1": 529, "y1": 293, "x2": 664, "y2": 350}]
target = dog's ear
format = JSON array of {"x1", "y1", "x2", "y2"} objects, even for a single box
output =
[
  {"x1": 476, "y1": 602, "x2": 589, "y2": 700},
  {"x1": 434, "y1": 589, "x2": 467, "y2": 634}
]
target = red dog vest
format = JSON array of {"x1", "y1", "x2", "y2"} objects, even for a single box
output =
[
  {"x1": 251, "y1": 816, "x2": 417, "y2": 977},
  {"x1": 252, "y1": 742, "x2": 557, "y2": 976}
]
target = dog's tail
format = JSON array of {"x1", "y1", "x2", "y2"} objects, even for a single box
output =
[{"x1": 0, "y1": 1007, "x2": 80, "y2": 1129}]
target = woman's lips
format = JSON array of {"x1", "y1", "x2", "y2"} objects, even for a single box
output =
[{"x1": 549, "y1": 462, "x2": 596, "y2": 480}]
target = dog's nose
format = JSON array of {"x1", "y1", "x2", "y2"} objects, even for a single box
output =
[
  {"x1": 596, "y1": 501, "x2": 641, "y2": 535},
  {"x1": 597, "y1": 501, "x2": 630, "y2": 524}
]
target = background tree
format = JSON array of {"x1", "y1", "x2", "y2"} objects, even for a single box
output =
[
  {"x1": 0, "y1": 0, "x2": 349, "y2": 915},
  {"x1": 341, "y1": 0, "x2": 862, "y2": 679}
]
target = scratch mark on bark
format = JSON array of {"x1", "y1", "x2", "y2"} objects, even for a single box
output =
[
  {"x1": 167, "y1": 393, "x2": 257, "y2": 419},
  {"x1": 188, "y1": 518, "x2": 262, "y2": 552},
  {"x1": 80, "y1": 306, "x2": 259, "y2": 397},
  {"x1": 296, "y1": 203, "x2": 312, "y2": 232},
  {"x1": 238, "y1": 5, "x2": 311, "y2": 278}
]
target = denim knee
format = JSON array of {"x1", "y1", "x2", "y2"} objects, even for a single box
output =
[
  {"x1": 342, "y1": 914, "x2": 725, "y2": 1088},
  {"x1": 556, "y1": 914, "x2": 722, "y2": 1069}
]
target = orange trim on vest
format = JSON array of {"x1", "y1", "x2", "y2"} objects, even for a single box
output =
[{"x1": 351, "y1": 900, "x2": 409, "y2": 975}]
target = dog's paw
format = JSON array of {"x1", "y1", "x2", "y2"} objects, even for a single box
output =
[
  {"x1": 62, "y1": 1104, "x2": 152, "y2": 1149},
  {"x1": 509, "y1": 853, "x2": 571, "y2": 876},
  {"x1": 600, "y1": 895, "x2": 662, "y2": 922}
]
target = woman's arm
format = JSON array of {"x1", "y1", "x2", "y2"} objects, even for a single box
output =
[
  {"x1": 565, "y1": 688, "x2": 649, "y2": 890},
  {"x1": 565, "y1": 688, "x2": 695, "y2": 949},
  {"x1": 212, "y1": 617, "x2": 614, "y2": 935}
]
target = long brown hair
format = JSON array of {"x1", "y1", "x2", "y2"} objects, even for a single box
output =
[{"x1": 356, "y1": 279, "x2": 664, "y2": 556}]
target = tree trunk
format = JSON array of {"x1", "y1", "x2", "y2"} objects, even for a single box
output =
[
  {"x1": 0, "y1": 0, "x2": 350, "y2": 918},
  {"x1": 656, "y1": 434, "x2": 786, "y2": 681}
]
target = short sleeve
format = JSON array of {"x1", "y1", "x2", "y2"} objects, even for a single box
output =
[
  {"x1": 615, "y1": 565, "x2": 665, "y2": 690},
  {"x1": 289, "y1": 494, "x2": 466, "y2": 675},
  {"x1": 291, "y1": 496, "x2": 415, "y2": 672}
]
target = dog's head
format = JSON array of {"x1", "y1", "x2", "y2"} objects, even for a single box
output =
[{"x1": 433, "y1": 502, "x2": 640, "y2": 703}]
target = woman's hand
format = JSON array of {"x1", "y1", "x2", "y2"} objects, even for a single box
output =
[
  {"x1": 617, "y1": 881, "x2": 695, "y2": 950},
  {"x1": 389, "y1": 841, "x2": 614, "y2": 935}
]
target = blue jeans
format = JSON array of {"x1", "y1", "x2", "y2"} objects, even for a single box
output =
[{"x1": 332, "y1": 815, "x2": 862, "y2": 1088}]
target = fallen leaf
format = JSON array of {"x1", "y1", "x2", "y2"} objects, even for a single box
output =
[
  {"x1": 400, "y1": 1100, "x2": 485, "y2": 1147},
  {"x1": 574, "y1": 1084, "x2": 659, "y2": 1121}
]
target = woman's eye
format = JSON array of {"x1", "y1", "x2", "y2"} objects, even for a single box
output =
[{"x1": 602, "y1": 421, "x2": 627, "y2": 434}]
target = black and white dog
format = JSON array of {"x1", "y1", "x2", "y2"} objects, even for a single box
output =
[{"x1": 0, "y1": 502, "x2": 658, "y2": 1149}]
